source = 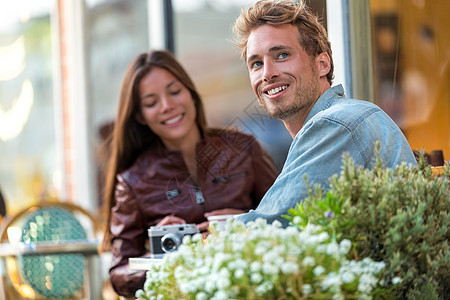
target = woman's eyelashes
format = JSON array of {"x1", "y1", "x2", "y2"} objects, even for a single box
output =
[
  {"x1": 143, "y1": 101, "x2": 157, "y2": 108},
  {"x1": 169, "y1": 89, "x2": 181, "y2": 96}
]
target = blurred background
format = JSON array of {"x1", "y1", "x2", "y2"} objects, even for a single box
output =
[{"x1": 0, "y1": 0, "x2": 448, "y2": 227}]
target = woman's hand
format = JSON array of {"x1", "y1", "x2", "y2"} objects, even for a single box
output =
[{"x1": 156, "y1": 215, "x2": 186, "y2": 226}]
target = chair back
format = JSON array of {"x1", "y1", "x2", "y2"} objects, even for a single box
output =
[{"x1": 0, "y1": 201, "x2": 101, "y2": 300}]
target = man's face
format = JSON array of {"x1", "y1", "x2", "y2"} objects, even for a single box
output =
[{"x1": 246, "y1": 24, "x2": 321, "y2": 121}]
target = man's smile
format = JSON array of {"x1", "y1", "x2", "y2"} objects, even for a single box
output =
[{"x1": 266, "y1": 85, "x2": 288, "y2": 95}]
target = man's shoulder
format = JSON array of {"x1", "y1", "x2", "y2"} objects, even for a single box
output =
[
  {"x1": 327, "y1": 98, "x2": 380, "y2": 115},
  {"x1": 313, "y1": 98, "x2": 385, "y2": 129}
]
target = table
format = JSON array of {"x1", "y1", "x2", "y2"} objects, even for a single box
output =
[{"x1": 0, "y1": 239, "x2": 101, "y2": 300}]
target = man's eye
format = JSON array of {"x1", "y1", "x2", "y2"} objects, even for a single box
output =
[
  {"x1": 252, "y1": 61, "x2": 263, "y2": 68},
  {"x1": 278, "y1": 52, "x2": 288, "y2": 59}
]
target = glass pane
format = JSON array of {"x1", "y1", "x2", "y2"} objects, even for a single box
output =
[
  {"x1": 85, "y1": 0, "x2": 149, "y2": 206},
  {"x1": 172, "y1": 0, "x2": 293, "y2": 171},
  {"x1": 370, "y1": 0, "x2": 450, "y2": 162},
  {"x1": 0, "y1": 1, "x2": 57, "y2": 214}
]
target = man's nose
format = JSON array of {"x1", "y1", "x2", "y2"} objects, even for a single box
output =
[{"x1": 263, "y1": 60, "x2": 279, "y2": 81}]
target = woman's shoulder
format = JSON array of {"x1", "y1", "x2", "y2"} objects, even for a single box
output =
[
  {"x1": 202, "y1": 128, "x2": 259, "y2": 156},
  {"x1": 117, "y1": 149, "x2": 157, "y2": 185},
  {"x1": 205, "y1": 127, "x2": 256, "y2": 143}
]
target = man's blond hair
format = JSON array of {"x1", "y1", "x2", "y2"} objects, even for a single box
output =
[{"x1": 233, "y1": 0, "x2": 334, "y2": 84}]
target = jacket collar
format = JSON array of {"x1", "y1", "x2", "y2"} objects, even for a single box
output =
[
  {"x1": 303, "y1": 84, "x2": 345, "y2": 125},
  {"x1": 153, "y1": 126, "x2": 208, "y2": 157}
]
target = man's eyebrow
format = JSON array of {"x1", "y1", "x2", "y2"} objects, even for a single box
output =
[
  {"x1": 246, "y1": 45, "x2": 294, "y2": 63},
  {"x1": 269, "y1": 45, "x2": 293, "y2": 53},
  {"x1": 246, "y1": 54, "x2": 259, "y2": 63}
]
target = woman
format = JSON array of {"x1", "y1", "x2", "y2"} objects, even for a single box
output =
[{"x1": 101, "y1": 50, "x2": 277, "y2": 297}]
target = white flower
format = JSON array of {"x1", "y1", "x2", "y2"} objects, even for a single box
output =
[
  {"x1": 302, "y1": 284, "x2": 313, "y2": 295},
  {"x1": 313, "y1": 265, "x2": 326, "y2": 276},
  {"x1": 332, "y1": 293, "x2": 344, "y2": 300},
  {"x1": 281, "y1": 261, "x2": 299, "y2": 274},
  {"x1": 302, "y1": 256, "x2": 315, "y2": 267},
  {"x1": 262, "y1": 250, "x2": 278, "y2": 262},
  {"x1": 326, "y1": 242, "x2": 340, "y2": 257},
  {"x1": 138, "y1": 219, "x2": 385, "y2": 300},
  {"x1": 321, "y1": 272, "x2": 341, "y2": 291},
  {"x1": 212, "y1": 290, "x2": 228, "y2": 300},
  {"x1": 255, "y1": 240, "x2": 271, "y2": 255},
  {"x1": 262, "y1": 262, "x2": 278, "y2": 275},
  {"x1": 317, "y1": 231, "x2": 330, "y2": 243},
  {"x1": 251, "y1": 272, "x2": 263, "y2": 283},
  {"x1": 204, "y1": 279, "x2": 216, "y2": 293},
  {"x1": 191, "y1": 233, "x2": 203, "y2": 243},
  {"x1": 358, "y1": 274, "x2": 377, "y2": 293},
  {"x1": 272, "y1": 220, "x2": 282, "y2": 228},
  {"x1": 391, "y1": 276, "x2": 401, "y2": 284},
  {"x1": 339, "y1": 239, "x2": 352, "y2": 255},
  {"x1": 234, "y1": 269, "x2": 244, "y2": 279},
  {"x1": 255, "y1": 280, "x2": 273, "y2": 295},
  {"x1": 340, "y1": 270, "x2": 355, "y2": 284},
  {"x1": 196, "y1": 292, "x2": 208, "y2": 300},
  {"x1": 293, "y1": 216, "x2": 302, "y2": 225},
  {"x1": 250, "y1": 261, "x2": 261, "y2": 272},
  {"x1": 216, "y1": 268, "x2": 231, "y2": 288}
]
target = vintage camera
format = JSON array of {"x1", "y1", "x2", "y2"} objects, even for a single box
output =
[{"x1": 148, "y1": 224, "x2": 199, "y2": 257}]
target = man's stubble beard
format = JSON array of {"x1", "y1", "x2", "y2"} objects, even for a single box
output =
[{"x1": 258, "y1": 78, "x2": 320, "y2": 121}]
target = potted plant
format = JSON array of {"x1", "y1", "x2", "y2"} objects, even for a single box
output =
[
  {"x1": 136, "y1": 219, "x2": 387, "y2": 300},
  {"x1": 136, "y1": 146, "x2": 449, "y2": 299},
  {"x1": 284, "y1": 147, "x2": 449, "y2": 299}
]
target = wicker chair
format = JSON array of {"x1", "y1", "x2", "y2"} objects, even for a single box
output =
[{"x1": 0, "y1": 201, "x2": 102, "y2": 300}]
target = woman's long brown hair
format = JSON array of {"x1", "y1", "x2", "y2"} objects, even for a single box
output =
[{"x1": 100, "y1": 50, "x2": 207, "y2": 252}]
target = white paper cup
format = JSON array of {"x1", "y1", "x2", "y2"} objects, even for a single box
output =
[{"x1": 207, "y1": 214, "x2": 237, "y2": 231}]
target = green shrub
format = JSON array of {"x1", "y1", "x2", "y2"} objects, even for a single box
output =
[{"x1": 284, "y1": 147, "x2": 449, "y2": 299}]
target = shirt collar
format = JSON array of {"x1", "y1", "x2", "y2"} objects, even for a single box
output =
[{"x1": 303, "y1": 84, "x2": 345, "y2": 125}]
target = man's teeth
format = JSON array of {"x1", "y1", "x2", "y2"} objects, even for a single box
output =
[
  {"x1": 267, "y1": 85, "x2": 287, "y2": 95},
  {"x1": 165, "y1": 114, "x2": 183, "y2": 125}
]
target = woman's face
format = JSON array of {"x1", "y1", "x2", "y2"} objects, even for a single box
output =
[{"x1": 137, "y1": 67, "x2": 199, "y2": 149}]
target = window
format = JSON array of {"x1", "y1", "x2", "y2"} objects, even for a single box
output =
[
  {"x1": 85, "y1": 0, "x2": 149, "y2": 207},
  {"x1": 0, "y1": 1, "x2": 58, "y2": 214},
  {"x1": 370, "y1": 0, "x2": 449, "y2": 161},
  {"x1": 172, "y1": 0, "x2": 294, "y2": 170}
]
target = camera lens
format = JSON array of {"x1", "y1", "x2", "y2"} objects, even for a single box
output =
[{"x1": 161, "y1": 233, "x2": 182, "y2": 253}]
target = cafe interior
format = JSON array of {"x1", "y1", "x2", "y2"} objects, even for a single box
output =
[{"x1": 0, "y1": 0, "x2": 448, "y2": 299}]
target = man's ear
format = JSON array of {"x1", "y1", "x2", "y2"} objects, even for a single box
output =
[{"x1": 316, "y1": 52, "x2": 331, "y2": 78}]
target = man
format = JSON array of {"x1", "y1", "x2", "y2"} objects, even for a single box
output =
[{"x1": 233, "y1": 0, "x2": 417, "y2": 226}]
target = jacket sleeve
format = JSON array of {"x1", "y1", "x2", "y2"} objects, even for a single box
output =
[
  {"x1": 109, "y1": 175, "x2": 147, "y2": 297},
  {"x1": 249, "y1": 137, "x2": 278, "y2": 207}
]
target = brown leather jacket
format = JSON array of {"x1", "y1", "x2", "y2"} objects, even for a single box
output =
[{"x1": 109, "y1": 129, "x2": 278, "y2": 297}]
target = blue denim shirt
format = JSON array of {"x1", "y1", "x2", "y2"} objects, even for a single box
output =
[{"x1": 236, "y1": 85, "x2": 417, "y2": 226}]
